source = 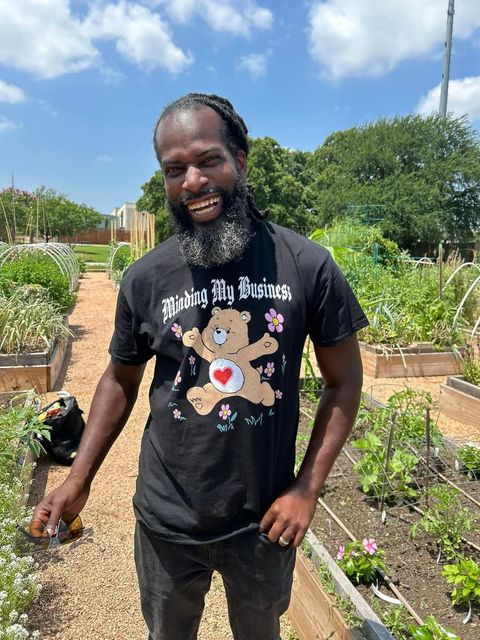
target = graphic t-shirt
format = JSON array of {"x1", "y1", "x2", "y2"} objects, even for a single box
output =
[{"x1": 109, "y1": 221, "x2": 368, "y2": 543}]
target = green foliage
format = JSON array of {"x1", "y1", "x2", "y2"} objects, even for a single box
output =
[
  {"x1": 410, "y1": 485, "x2": 476, "y2": 560},
  {"x1": 35, "y1": 186, "x2": 102, "y2": 241},
  {"x1": 0, "y1": 253, "x2": 75, "y2": 311},
  {"x1": 336, "y1": 538, "x2": 388, "y2": 584},
  {"x1": 314, "y1": 559, "x2": 362, "y2": 629},
  {"x1": 108, "y1": 242, "x2": 136, "y2": 283},
  {"x1": 353, "y1": 431, "x2": 418, "y2": 502},
  {"x1": 0, "y1": 286, "x2": 72, "y2": 355},
  {"x1": 460, "y1": 338, "x2": 480, "y2": 386},
  {"x1": 370, "y1": 602, "x2": 410, "y2": 640},
  {"x1": 136, "y1": 170, "x2": 171, "y2": 243},
  {"x1": 409, "y1": 615, "x2": 462, "y2": 640},
  {"x1": 457, "y1": 444, "x2": 480, "y2": 479},
  {"x1": 0, "y1": 399, "x2": 51, "y2": 466},
  {"x1": 309, "y1": 114, "x2": 480, "y2": 250},
  {"x1": 0, "y1": 187, "x2": 37, "y2": 243},
  {"x1": 442, "y1": 557, "x2": 480, "y2": 607}
]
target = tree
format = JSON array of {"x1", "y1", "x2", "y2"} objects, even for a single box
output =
[
  {"x1": 35, "y1": 187, "x2": 102, "y2": 242},
  {"x1": 308, "y1": 114, "x2": 480, "y2": 249},
  {"x1": 136, "y1": 171, "x2": 171, "y2": 243},
  {"x1": 0, "y1": 187, "x2": 37, "y2": 242}
]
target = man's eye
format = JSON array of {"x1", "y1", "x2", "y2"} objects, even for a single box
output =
[
  {"x1": 202, "y1": 156, "x2": 222, "y2": 166},
  {"x1": 164, "y1": 167, "x2": 183, "y2": 177}
]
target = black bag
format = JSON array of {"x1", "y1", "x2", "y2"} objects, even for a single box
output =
[{"x1": 38, "y1": 395, "x2": 85, "y2": 466}]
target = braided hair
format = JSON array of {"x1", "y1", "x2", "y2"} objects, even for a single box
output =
[{"x1": 153, "y1": 93, "x2": 267, "y2": 221}]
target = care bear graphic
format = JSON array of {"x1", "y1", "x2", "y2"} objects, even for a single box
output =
[{"x1": 182, "y1": 306, "x2": 278, "y2": 416}]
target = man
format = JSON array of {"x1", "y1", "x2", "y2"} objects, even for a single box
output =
[{"x1": 33, "y1": 93, "x2": 368, "y2": 640}]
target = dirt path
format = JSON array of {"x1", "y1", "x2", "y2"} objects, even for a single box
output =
[{"x1": 28, "y1": 273, "x2": 296, "y2": 640}]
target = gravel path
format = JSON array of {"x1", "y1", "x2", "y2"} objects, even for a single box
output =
[{"x1": 28, "y1": 273, "x2": 296, "y2": 640}]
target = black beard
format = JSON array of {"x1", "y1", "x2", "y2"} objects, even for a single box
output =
[{"x1": 168, "y1": 175, "x2": 252, "y2": 268}]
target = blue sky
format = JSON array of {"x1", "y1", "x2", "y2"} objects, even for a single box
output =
[{"x1": 1, "y1": 0, "x2": 480, "y2": 215}]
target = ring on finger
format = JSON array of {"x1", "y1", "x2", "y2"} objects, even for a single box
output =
[{"x1": 278, "y1": 535, "x2": 290, "y2": 547}]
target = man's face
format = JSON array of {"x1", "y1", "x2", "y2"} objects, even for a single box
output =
[
  {"x1": 154, "y1": 107, "x2": 252, "y2": 268},
  {"x1": 155, "y1": 107, "x2": 247, "y2": 225}
]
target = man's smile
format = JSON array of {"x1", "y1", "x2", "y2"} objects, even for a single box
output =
[{"x1": 185, "y1": 194, "x2": 222, "y2": 222}]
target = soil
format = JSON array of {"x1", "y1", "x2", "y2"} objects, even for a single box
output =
[
  {"x1": 298, "y1": 396, "x2": 480, "y2": 640},
  {"x1": 26, "y1": 273, "x2": 296, "y2": 640}
]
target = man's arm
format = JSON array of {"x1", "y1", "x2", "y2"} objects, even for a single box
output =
[
  {"x1": 259, "y1": 334, "x2": 363, "y2": 547},
  {"x1": 32, "y1": 360, "x2": 146, "y2": 536}
]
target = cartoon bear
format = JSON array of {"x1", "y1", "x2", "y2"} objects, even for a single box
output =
[{"x1": 182, "y1": 307, "x2": 279, "y2": 416}]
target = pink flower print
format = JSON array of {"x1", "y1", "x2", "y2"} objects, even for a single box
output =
[
  {"x1": 265, "y1": 308, "x2": 284, "y2": 333},
  {"x1": 275, "y1": 389, "x2": 283, "y2": 399},
  {"x1": 264, "y1": 362, "x2": 275, "y2": 377},
  {"x1": 173, "y1": 409, "x2": 182, "y2": 420},
  {"x1": 189, "y1": 355, "x2": 196, "y2": 365},
  {"x1": 336, "y1": 545, "x2": 345, "y2": 560},
  {"x1": 219, "y1": 404, "x2": 231, "y2": 420},
  {"x1": 171, "y1": 323, "x2": 183, "y2": 339},
  {"x1": 174, "y1": 372, "x2": 182, "y2": 386},
  {"x1": 362, "y1": 538, "x2": 377, "y2": 555}
]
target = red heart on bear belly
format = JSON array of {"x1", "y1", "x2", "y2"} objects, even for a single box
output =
[{"x1": 213, "y1": 367, "x2": 233, "y2": 386}]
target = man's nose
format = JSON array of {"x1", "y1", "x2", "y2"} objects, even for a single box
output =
[{"x1": 182, "y1": 165, "x2": 208, "y2": 192}]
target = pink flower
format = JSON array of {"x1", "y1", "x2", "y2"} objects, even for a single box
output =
[
  {"x1": 336, "y1": 546, "x2": 345, "y2": 560},
  {"x1": 275, "y1": 389, "x2": 283, "y2": 399},
  {"x1": 264, "y1": 362, "x2": 275, "y2": 377},
  {"x1": 189, "y1": 355, "x2": 195, "y2": 365},
  {"x1": 265, "y1": 308, "x2": 284, "y2": 333},
  {"x1": 219, "y1": 404, "x2": 231, "y2": 420},
  {"x1": 171, "y1": 323, "x2": 182, "y2": 338},
  {"x1": 362, "y1": 538, "x2": 377, "y2": 555},
  {"x1": 173, "y1": 409, "x2": 182, "y2": 420}
]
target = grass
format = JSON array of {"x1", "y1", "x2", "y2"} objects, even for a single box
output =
[{"x1": 72, "y1": 244, "x2": 109, "y2": 263}]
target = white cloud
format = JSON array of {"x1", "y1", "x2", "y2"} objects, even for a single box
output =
[
  {"x1": 416, "y1": 76, "x2": 480, "y2": 122},
  {"x1": 154, "y1": 0, "x2": 273, "y2": 36},
  {"x1": 238, "y1": 53, "x2": 268, "y2": 78},
  {"x1": 0, "y1": 115, "x2": 22, "y2": 133},
  {"x1": 308, "y1": 0, "x2": 480, "y2": 80},
  {"x1": 0, "y1": 80, "x2": 27, "y2": 103},
  {"x1": 0, "y1": 0, "x2": 191, "y2": 79}
]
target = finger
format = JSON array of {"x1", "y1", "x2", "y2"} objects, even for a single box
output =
[
  {"x1": 259, "y1": 509, "x2": 275, "y2": 533},
  {"x1": 46, "y1": 503, "x2": 64, "y2": 537},
  {"x1": 266, "y1": 521, "x2": 289, "y2": 543},
  {"x1": 278, "y1": 526, "x2": 296, "y2": 546},
  {"x1": 292, "y1": 527, "x2": 308, "y2": 548}
]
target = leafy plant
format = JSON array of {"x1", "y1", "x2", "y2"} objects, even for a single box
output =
[
  {"x1": 0, "y1": 286, "x2": 72, "y2": 354},
  {"x1": 335, "y1": 538, "x2": 388, "y2": 584},
  {"x1": 0, "y1": 398, "x2": 51, "y2": 466},
  {"x1": 459, "y1": 338, "x2": 480, "y2": 386},
  {"x1": 387, "y1": 389, "x2": 443, "y2": 448},
  {"x1": 442, "y1": 557, "x2": 480, "y2": 607},
  {"x1": 457, "y1": 443, "x2": 480, "y2": 479},
  {"x1": 315, "y1": 558, "x2": 362, "y2": 629},
  {"x1": 353, "y1": 431, "x2": 418, "y2": 502},
  {"x1": 410, "y1": 485, "x2": 476, "y2": 560},
  {"x1": 409, "y1": 615, "x2": 462, "y2": 640},
  {"x1": 370, "y1": 602, "x2": 410, "y2": 640}
]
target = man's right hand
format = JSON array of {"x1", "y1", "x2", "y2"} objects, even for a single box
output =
[{"x1": 31, "y1": 477, "x2": 90, "y2": 537}]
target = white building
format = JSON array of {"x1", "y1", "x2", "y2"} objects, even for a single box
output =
[{"x1": 110, "y1": 202, "x2": 137, "y2": 230}]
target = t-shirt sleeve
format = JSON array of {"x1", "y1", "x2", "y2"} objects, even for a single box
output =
[
  {"x1": 306, "y1": 251, "x2": 369, "y2": 347},
  {"x1": 108, "y1": 288, "x2": 154, "y2": 365}
]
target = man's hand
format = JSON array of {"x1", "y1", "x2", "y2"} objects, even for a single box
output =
[
  {"x1": 259, "y1": 484, "x2": 318, "y2": 547},
  {"x1": 32, "y1": 477, "x2": 90, "y2": 536}
]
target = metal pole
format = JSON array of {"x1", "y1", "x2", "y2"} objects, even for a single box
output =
[{"x1": 439, "y1": 0, "x2": 455, "y2": 117}]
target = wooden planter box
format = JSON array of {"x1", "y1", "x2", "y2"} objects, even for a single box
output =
[
  {"x1": 0, "y1": 337, "x2": 67, "y2": 393},
  {"x1": 289, "y1": 531, "x2": 394, "y2": 640},
  {"x1": 439, "y1": 375, "x2": 480, "y2": 429},
  {"x1": 360, "y1": 342, "x2": 460, "y2": 378}
]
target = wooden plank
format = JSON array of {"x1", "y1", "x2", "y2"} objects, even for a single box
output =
[
  {"x1": 0, "y1": 338, "x2": 67, "y2": 393},
  {"x1": 360, "y1": 347, "x2": 460, "y2": 378},
  {"x1": 447, "y1": 376, "x2": 480, "y2": 400},
  {"x1": 289, "y1": 552, "x2": 361, "y2": 640},
  {"x1": 439, "y1": 384, "x2": 480, "y2": 430}
]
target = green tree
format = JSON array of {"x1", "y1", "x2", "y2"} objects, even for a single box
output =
[
  {"x1": 0, "y1": 187, "x2": 37, "y2": 242},
  {"x1": 35, "y1": 187, "x2": 102, "y2": 242},
  {"x1": 308, "y1": 114, "x2": 480, "y2": 249},
  {"x1": 136, "y1": 171, "x2": 171, "y2": 243}
]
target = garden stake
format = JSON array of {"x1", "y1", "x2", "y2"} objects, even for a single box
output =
[
  {"x1": 379, "y1": 411, "x2": 396, "y2": 521},
  {"x1": 424, "y1": 408, "x2": 431, "y2": 509}
]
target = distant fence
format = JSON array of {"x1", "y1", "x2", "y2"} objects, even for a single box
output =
[{"x1": 59, "y1": 229, "x2": 134, "y2": 244}]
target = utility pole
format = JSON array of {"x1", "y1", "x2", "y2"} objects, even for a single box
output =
[{"x1": 439, "y1": 0, "x2": 455, "y2": 117}]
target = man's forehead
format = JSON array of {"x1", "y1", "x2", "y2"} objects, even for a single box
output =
[{"x1": 156, "y1": 107, "x2": 224, "y2": 156}]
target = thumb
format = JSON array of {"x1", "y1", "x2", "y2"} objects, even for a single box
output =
[{"x1": 46, "y1": 504, "x2": 63, "y2": 537}]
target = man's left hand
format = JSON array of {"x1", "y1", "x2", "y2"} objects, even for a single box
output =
[{"x1": 259, "y1": 485, "x2": 318, "y2": 547}]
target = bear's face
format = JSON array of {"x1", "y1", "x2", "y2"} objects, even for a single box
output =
[{"x1": 202, "y1": 307, "x2": 251, "y2": 355}]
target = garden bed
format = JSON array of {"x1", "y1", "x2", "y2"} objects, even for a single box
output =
[
  {"x1": 440, "y1": 376, "x2": 480, "y2": 431},
  {"x1": 0, "y1": 336, "x2": 68, "y2": 393},
  {"x1": 360, "y1": 342, "x2": 460, "y2": 378},
  {"x1": 298, "y1": 395, "x2": 480, "y2": 640}
]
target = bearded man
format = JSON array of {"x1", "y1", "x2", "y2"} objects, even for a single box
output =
[{"x1": 32, "y1": 93, "x2": 368, "y2": 640}]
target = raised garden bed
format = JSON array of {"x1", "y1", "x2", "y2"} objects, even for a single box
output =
[
  {"x1": 296, "y1": 394, "x2": 480, "y2": 640},
  {"x1": 0, "y1": 337, "x2": 67, "y2": 393},
  {"x1": 440, "y1": 376, "x2": 480, "y2": 431},
  {"x1": 360, "y1": 342, "x2": 460, "y2": 378}
]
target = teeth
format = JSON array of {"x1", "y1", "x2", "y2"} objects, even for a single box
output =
[{"x1": 187, "y1": 197, "x2": 220, "y2": 211}]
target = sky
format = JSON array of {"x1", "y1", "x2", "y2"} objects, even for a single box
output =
[{"x1": 1, "y1": 0, "x2": 480, "y2": 215}]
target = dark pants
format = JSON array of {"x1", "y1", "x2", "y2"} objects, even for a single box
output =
[{"x1": 134, "y1": 522, "x2": 296, "y2": 640}]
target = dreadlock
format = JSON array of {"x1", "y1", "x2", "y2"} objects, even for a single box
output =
[{"x1": 153, "y1": 93, "x2": 267, "y2": 222}]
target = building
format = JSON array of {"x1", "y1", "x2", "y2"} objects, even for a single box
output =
[{"x1": 110, "y1": 202, "x2": 137, "y2": 231}]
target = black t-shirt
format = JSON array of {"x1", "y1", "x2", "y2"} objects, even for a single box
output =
[{"x1": 109, "y1": 221, "x2": 368, "y2": 543}]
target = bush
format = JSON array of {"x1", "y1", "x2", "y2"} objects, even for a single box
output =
[{"x1": 0, "y1": 254, "x2": 75, "y2": 312}]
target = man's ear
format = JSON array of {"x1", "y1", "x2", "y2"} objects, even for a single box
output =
[{"x1": 235, "y1": 150, "x2": 248, "y2": 177}]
